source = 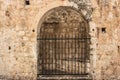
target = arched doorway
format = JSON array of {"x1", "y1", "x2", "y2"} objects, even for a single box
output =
[{"x1": 37, "y1": 6, "x2": 90, "y2": 79}]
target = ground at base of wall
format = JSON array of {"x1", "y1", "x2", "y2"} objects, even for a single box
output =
[
  {"x1": 0, "y1": 75, "x2": 35, "y2": 80},
  {"x1": 37, "y1": 75, "x2": 93, "y2": 80},
  {"x1": 37, "y1": 79, "x2": 92, "y2": 80}
]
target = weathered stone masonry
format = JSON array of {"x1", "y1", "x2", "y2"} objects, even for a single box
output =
[{"x1": 0, "y1": 0, "x2": 120, "y2": 80}]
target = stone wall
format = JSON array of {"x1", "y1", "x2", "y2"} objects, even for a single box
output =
[{"x1": 0, "y1": 0, "x2": 120, "y2": 80}]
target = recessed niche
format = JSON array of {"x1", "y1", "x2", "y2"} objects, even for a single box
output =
[
  {"x1": 97, "y1": 27, "x2": 100, "y2": 38},
  {"x1": 118, "y1": 46, "x2": 120, "y2": 53},
  {"x1": 92, "y1": 29, "x2": 95, "y2": 31},
  {"x1": 101, "y1": 27, "x2": 106, "y2": 33},
  {"x1": 5, "y1": 11, "x2": 10, "y2": 17},
  {"x1": 8, "y1": 46, "x2": 11, "y2": 50},
  {"x1": 25, "y1": 0, "x2": 30, "y2": 5},
  {"x1": 32, "y1": 29, "x2": 35, "y2": 32},
  {"x1": 113, "y1": 6, "x2": 116, "y2": 9},
  {"x1": 22, "y1": 42, "x2": 25, "y2": 47},
  {"x1": 16, "y1": 57, "x2": 18, "y2": 60}
]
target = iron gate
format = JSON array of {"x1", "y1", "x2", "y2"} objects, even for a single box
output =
[
  {"x1": 37, "y1": 7, "x2": 90, "y2": 77},
  {"x1": 38, "y1": 34, "x2": 90, "y2": 75}
]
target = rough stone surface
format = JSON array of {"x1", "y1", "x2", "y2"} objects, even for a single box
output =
[{"x1": 0, "y1": 0, "x2": 120, "y2": 80}]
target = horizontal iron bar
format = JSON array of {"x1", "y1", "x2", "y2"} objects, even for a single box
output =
[
  {"x1": 37, "y1": 38, "x2": 90, "y2": 40},
  {"x1": 60, "y1": 58, "x2": 90, "y2": 62},
  {"x1": 38, "y1": 74, "x2": 89, "y2": 76},
  {"x1": 42, "y1": 58, "x2": 90, "y2": 61}
]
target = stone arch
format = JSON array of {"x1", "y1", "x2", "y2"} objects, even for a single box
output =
[
  {"x1": 37, "y1": 6, "x2": 91, "y2": 79},
  {"x1": 37, "y1": 6, "x2": 89, "y2": 38}
]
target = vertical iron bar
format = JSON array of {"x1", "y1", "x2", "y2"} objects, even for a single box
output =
[
  {"x1": 78, "y1": 33, "x2": 79, "y2": 75},
  {"x1": 80, "y1": 32, "x2": 81, "y2": 75},
  {"x1": 47, "y1": 35, "x2": 49, "y2": 74},
  {"x1": 46, "y1": 35, "x2": 48, "y2": 75},
  {"x1": 71, "y1": 33, "x2": 74, "y2": 74},
  {"x1": 62, "y1": 35, "x2": 64, "y2": 75},
  {"x1": 55, "y1": 34, "x2": 56, "y2": 74},
  {"x1": 52, "y1": 34, "x2": 54, "y2": 74},
  {"x1": 81, "y1": 24, "x2": 83, "y2": 74},
  {"x1": 45, "y1": 35, "x2": 48, "y2": 75},
  {"x1": 84, "y1": 25, "x2": 87, "y2": 74},
  {"x1": 58, "y1": 35, "x2": 60, "y2": 75},
  {"x1": 75, "y1": 34, "x2": 76, "y2": 74},
  {"x1": 45, "y1": 35, "x2": 47, "y2": 75},
  {"x1": 70, "y1": 34, "x2": 72, "y2": 75},
  {"x1": 81, "y1": 23, "x2": 84, "y2": 74},
  {"x1": 59, "y1": 35, "x2": 61, "y2": 75},
  {"x1": 71, "y1": 34, "x2": 72, "y2": 74},
  {"x1": 48, "y1": 35, "x2": 50, "y2": 74},
  {"x1": 65, "y1": 35, "x2": 66, "y2": 75},
  {"x1": 41, "y1": 35, "x2": 43, "y2": 75},
  {"x1": 48, "y1": 35, "x2": 50, "y2": 75},
  {"x1": 83, "y1": 23, "x2": 85, "y2": 74},
  {"x1": 43, "y1": 35, "x2": 45, "y2": 74},
  {"x1": 82, "y1": 24, "x2": 84, "y2": 74},
  {"x1": 78, "y1": 24, "x2": 80, "y2": 74},
  {"x1": 56, "y1": 35, "x2": 58, "y2": 75},
  {"x1": 42, "y1": 35, "x2": 44, "y2": 74},
  {"x1": 68, "y1": 34, "x2": 69, "y2": 75},
  {"x1": 56, "y1": 35, "x2": 57, "y2": 75}
]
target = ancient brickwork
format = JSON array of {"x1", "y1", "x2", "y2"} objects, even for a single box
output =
[{"x1": 0, "y1": 0, "x2": 120, "y2": 80}]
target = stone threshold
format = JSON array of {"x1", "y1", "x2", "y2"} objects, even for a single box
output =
[{"x1": 37, "y1": 75, "x2": 92, "y2": 80}]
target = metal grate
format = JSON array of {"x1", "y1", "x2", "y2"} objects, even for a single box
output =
[
  {"x1": 37, "y1": 7, "x2": 91, "y2": 77},
  {"x1": 37, "y1": 33, "x2": 90, "y2": 75}
]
